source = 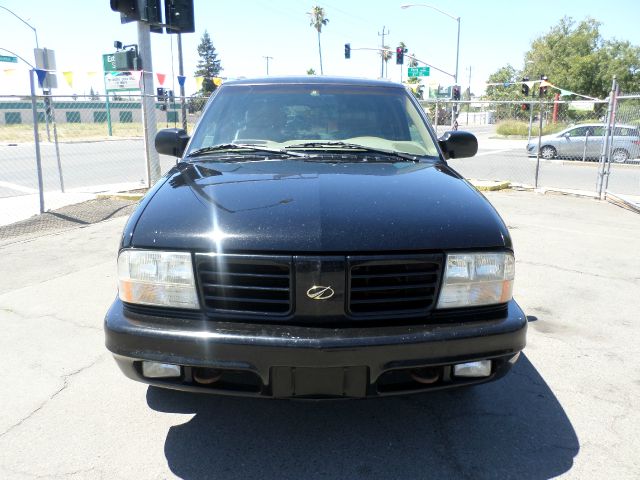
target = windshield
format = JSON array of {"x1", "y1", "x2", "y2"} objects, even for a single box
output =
[{"x1": 186, "y1": 83, "x2": 439, "y2": 157}]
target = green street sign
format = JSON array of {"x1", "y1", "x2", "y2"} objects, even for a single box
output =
[
  {"x1": 408, "y1": 66, "x2": 430, "y2": 77},
  {"x1": 102, "y1": 53, "x2": 117, "y2": 72},
  {"x1": 0, "y1": 55, "x2": 18, "y2": 63}
]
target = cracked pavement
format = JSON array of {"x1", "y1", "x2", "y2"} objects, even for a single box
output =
[{"x1": 0, "y1": 190, "x2": 639, "y2": 479}]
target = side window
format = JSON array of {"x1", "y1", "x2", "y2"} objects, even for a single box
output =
[
  {"x1": 567, "y1": 127, "x2": 587, "y2": 137},
  {"x1": 591, "y1": 126, "x2": 605, "y2": 136},
  {"x1": 614, "y1": 127, "x2": 635, "y2": 137}
]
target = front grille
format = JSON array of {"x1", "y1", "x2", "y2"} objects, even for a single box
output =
[
  {"x1": 348, "y1": 255, "x2": 443, "y2": 317},
  {"x1": 196, "y1": 254, "x2": 292, "y2": 316}
]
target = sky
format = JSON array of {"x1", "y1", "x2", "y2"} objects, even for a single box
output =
[{"x1": 1, "y1": 0, "x2": 639, "y2": 98}]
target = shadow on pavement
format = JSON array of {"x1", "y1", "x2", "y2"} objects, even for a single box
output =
[{"x1": 147, "y1": 354, "x2": 578, "y2": 480}]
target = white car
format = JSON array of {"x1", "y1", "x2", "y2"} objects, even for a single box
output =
[{"x1": 526, "y1": 124, "x2": 640, "y2": 163}]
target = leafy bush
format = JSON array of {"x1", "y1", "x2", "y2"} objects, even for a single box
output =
[{"x1": 496, "y1": 120, "x2": 568, "y2": 136}]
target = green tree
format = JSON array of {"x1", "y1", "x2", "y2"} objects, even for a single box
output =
[
  {"x1": 308, "y1": 6, "x2": 329, "y2": 75},
  {"x1": 485, "y1": 65, "x2": 521, "y2": 100},
  {"x1": 485, "y1": 65, "x2": 527, "y2": 120},
  {"x1": 306, "y1": 68, "x2": 316, "y2": 75},
  {"x1": 194, "y1": 30, "x2": 222, "y2": 95},
  {"x1": 523, "y1": 17, "x2": 640, "y2": 98},
  {"x1": 403, "y1": 47, "x2": 423, "y2": 99},
  {"x1": 406, "y1": 78, "x2": 424, "y2": 99}
]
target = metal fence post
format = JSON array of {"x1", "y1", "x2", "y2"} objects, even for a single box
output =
[
  {"x1": 534, "y1": 96, "x2": 544, "y2": 188},
  {"x1": 602, "y1": 83, "x2": 619, "y2": 196},
  {"x1": 29, "y1": 69, "x2": 45, "y2": 213},
  {"x1": 597, "y1": 77, "x2": 617, "y2": 199},
  {"x1": 49, "y1": 101, "x2": 64, "y2": 192}
]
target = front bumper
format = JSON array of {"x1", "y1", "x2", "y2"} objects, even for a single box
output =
[{"x1": 104, "y1": 298, "x2": 527, "y2": 398}]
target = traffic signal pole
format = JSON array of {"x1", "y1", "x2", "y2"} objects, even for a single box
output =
[
  {"x1": 137, "y1": 21, "x2": 161, "y2": 186},
  {"x1": 177, "y1": 33, "x2": 187, "y2": 131}
]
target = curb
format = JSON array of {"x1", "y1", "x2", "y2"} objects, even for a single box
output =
[
  {"x1": 96, "y1": 193, "x2": 146, "y2": 201},
  {"x1": 469, "y1": 180, "x2": 511, "y2": 191}
]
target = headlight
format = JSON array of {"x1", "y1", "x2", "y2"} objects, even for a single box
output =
[
  {"x1": 437, "y1": 252, "x2": 514, "y2": 309},
  {"x1": 118, "y1": 250, "x2": 199, "y2": 309}
]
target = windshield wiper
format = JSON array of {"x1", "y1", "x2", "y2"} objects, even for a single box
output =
[
  {"x1": 284, "y1": 141, "x2": 422, "y2": 162},
  {"x1": 186, "y1": 143, "x2": 310, "y2": 159}
]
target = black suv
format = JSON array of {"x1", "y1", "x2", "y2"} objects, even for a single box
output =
[{"x1": 104, "y1": 77, "x2": 526, "y2": 398}]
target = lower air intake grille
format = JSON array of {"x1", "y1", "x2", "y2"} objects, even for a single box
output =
[
  {"x1": 196, "y1": 254, "x2": 292, "y2": 316},
  {"x1": 348, "y1": 255, "x2": 444, "y2": 317}
]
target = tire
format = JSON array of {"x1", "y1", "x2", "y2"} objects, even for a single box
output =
[
  {"x1": 611, "y1": 149, "x2": 629, "y2": 163},
  {"x1": 540, "y1": 145, "x2": 557, "y2": 159}
]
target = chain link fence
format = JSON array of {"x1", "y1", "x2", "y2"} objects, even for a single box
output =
[
  {"x1": 420, "y1": 95, "x2": 640, "y2": 200},
  {"x1": 2, "y1": 89, "x2": 638, "y2": 223},
  {"x1": 0, "y1": 93, "x2": 208, "y2": 202},
  {"x1": 602, "y1": 95, "x2": 640, "y2": 204}
]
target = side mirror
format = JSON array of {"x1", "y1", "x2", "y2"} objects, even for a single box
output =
[
  {"x1": 438, "y1": 130, "x2": 478, "y2": 160},
  {"x1": 155, "y1": 128, "x2": 190, "y2": 157}
]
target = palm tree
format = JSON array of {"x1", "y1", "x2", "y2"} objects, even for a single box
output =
[
  {"x1": 380, "y1": 45, "x2": 392, "y2": 78},
  {"x1": 408, "y1": 51, "x2": 419, "y2": 68},
  {"x1": 308, "y1": 6, "x2": 329, "y2": 75}
]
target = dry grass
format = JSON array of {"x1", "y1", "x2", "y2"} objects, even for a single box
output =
[{"x1": 1, "y1": 122, "x2": 196, "y2": 143}]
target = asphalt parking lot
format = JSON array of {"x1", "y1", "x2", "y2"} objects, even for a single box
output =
[{"x1": 0, "y1": 190, "x2": 639, "y2": 479}]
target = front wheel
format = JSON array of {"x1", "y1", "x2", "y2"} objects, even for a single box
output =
[
  {"x1": 611, "y1": 149, "x2": 629, "y2": 163},
  {"x1": 540, "y1": 145, "x2": 557, "y2": 159}
]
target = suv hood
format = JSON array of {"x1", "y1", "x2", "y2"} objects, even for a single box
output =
[{"x1": 128, "y1": 159, "x2": 511, "y2": 252}]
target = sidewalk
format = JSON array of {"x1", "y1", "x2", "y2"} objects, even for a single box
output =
[
  {"x1": 0, "y1": 196, "x2": 138, "y2": 246},
  {"x1": 0, "y1": 182, "x2": 144, "y2": 227}
]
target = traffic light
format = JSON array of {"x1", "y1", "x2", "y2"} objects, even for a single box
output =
[
  {"x1": 539, "y1": 75, "x2": 548, "y2": 96},
  {"x1": 521, "y1": 77, "x2": 529, "y2": 96},
  {"x1": 396, "y1": 47, "x2": 404, "y2": 65},
  {"x1": 344, "y1": 43, "x2": 351, "y2": 59},
  {"x1": 157, "y1": 87, "x2": 167, "y2": 101},
  {"x1": 110, "y1": 0, "x2": 161, "y2": 24},
  {"x1": 452, "y1": 85, "x2": 461, "y2": 101},
  {"x1": 164, "y1": 0, "x2": 195, "y2": 33}
]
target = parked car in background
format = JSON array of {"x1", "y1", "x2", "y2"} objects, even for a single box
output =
[{"x1": 527, "y1": 123, "x2": 640, "y2": 163}]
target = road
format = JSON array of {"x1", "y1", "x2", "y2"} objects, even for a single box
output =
[
  {"x1": 1, "y1": 190, "x2": 639, "y2": 479},
  {"x1": 1, "y1": 135, "x2": 639, "y2": 198},
  {"x1": 0, "y1": 140, "x2": 176, "y2": 198}
]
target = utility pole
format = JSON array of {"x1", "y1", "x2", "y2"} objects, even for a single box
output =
[
  {"x1": 137, "y1": 22, "x2": 161, "y2": 186},
  {"x1": 466, "y1": 65, "x2": 471, "y2": 125},
  {"x1": 177, "y1": 33, "x2": 187, "y2": 131},
  {"x1": 378, "y1": 26, "x2": 389, "y2": 78},
  {"x1": 263, "y1": 56, "x2": 273, "y2": 75}
]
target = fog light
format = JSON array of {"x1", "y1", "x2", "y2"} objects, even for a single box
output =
[
  {"x1": 142, "y1": 361, "x2": 181, "y2": 378},
  {"x1": 453, "y1": 360, "x2": 492, "y2": 378}
]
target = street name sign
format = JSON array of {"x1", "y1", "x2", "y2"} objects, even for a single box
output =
[
  {"x1": 408, "y1": 66, "x2": 430, "y2": 77},
  {"x1": 0, "y1": 55, "x2": 18, "y2": 63}
]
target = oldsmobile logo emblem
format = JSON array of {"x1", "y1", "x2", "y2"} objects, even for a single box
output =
[{"x1": 306, "y1": 285, "x2": 335, "y2": 300}]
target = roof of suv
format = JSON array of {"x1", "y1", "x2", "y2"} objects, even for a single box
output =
[{"x1": 222, "y1": 76, "x2": 405, "y2": 88}]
